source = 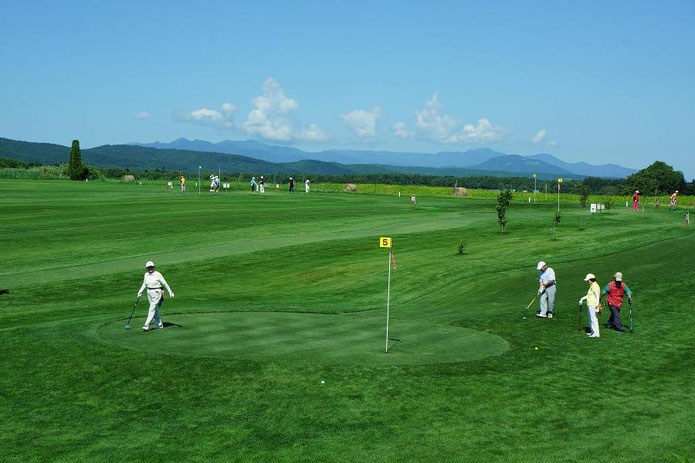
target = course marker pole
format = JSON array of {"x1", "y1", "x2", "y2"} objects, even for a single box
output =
[
  {"x1": 380, "y1": 237, "x2": 393, "y2": 353},
  {"x1": 557, "y1": 178, "x2": 563, "y2": 212}
]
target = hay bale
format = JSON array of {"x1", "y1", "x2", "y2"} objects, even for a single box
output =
[
  {"x1": 121, "y1": 175, "x2": 135, "y2": 182},
  {"x1": 343, "y1": 184, "x2": 357, "y2": 192},
  {"x1": 452, "y1": 187, "x2": 468, "y2": 197}
]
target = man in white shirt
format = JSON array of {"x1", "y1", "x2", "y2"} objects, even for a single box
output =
[
  {"x1": 536, "y1": 261, "x2": 556, "y2": 319},
  {"x1": 137, "y1": 261, "x2": 175, "y2": 331},
  {"x1": 305, "y1": 178, "x2": 310, "y2": 193}
]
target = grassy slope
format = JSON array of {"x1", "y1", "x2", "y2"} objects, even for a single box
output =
[{"x1": 1, "y1": 179, "x2": 693, "y2": 462}]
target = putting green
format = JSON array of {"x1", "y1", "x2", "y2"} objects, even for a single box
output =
[{"x1": 97, "y1": 311, "x2": 508, "y2": 365}]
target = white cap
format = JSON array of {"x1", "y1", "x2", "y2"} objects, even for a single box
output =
[
  {"x1": 145, "y1": 261, "x2": 155, "y2": 268},
  {"x1": 614, "y1": 272, "x2": 623, "y2": 281},
  {"x1": 635, "y1": 190, "x2": 639, "y2": 193},
  {"x1": 584, "y1": 273, "x2": 596, "y2": 281},
  {"x1": 537, "y1": 261, "x2": 546, "y2": 270}
]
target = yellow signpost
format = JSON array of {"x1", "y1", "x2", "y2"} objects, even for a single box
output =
[
  {"x1": 379, "y1": 237, "x2": 393, "y2": 353},
  {"x1": 557, "y1": 178, "x2": 563, "y2": 211}
]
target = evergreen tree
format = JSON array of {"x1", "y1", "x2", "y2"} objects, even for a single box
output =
[{"x1": 67, "y1": 139, "x2": 86, "y2": 180}]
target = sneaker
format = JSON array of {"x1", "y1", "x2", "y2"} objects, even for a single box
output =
[
  {"x1": 547, "y1": 313, "x2": 554, "y2": 319},
  {"x1": 536, "y1": 313, "x2": 547, "y2": 318},
  {"x1": 142, "y1": 326, "x2": 150, "y2": 331},
  {"x1": 587, "y1": 334, "x2": 600, "y2": 338},
  {"x1": 157, "y1": 322, "x2": 164, "y2": 329}
]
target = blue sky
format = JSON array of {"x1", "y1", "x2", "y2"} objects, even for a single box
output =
[{"x1": 2, "y1": 0, "x2": 694, "y2": 177}]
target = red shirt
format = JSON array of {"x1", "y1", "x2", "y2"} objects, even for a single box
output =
[{"x1": 602, "y1": 280, "x2": 631, "y2": 309}]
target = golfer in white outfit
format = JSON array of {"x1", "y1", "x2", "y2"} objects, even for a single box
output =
[
  {"x1": 137, "y1": 261, "x2": 174, "y2": 331},
  {"x1": 536, "y1": 261, "x2": 556, "y2": 318},
  {"x1": 305, "y1": 178, "x2": 310, "y2": 193}
]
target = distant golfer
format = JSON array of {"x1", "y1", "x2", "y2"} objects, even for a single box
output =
[
  {"x1": 670, "y1": 190, "x2": 679, "y2": 210},
  {"x1": 180, "y1": 174, "x2": 186, "y2": 192},
  {"x1": 536, "y1": 261, "x2": 556, "y2": 318},
  {"x1": 600, "y1": 272, "x2": 632, "y2": 332},
  {"x1": 579, "y1": 273, "x2": 601, "y2": 337},
  {"x1": 289, "y1": 177, "x2": 295, "y2": 193},
  {"x1": 305, "y1": 178, "x2": 310, "y2": 193},
  {"x1": 251, "y1": 176, "x2": 256, "y2": 192},
  {"x1": 137, "y1": 261, "x2": 175, "y2": 331},
  {"x1": 632, "y1": 190, "x2": 640, "y2": 211},
  {"x1": 259, "y1": 176, "x2": 265, "y2": 194}
]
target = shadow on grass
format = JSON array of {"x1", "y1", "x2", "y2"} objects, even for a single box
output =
[
  {"x1": 0, "y1": 289, "x2": 9, "y2": 295},
  {"x1": 162, "y1": 322, "x2": 183, "y2": 328}
]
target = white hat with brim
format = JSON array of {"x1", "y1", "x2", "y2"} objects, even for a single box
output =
[
  {"x1": 145, "y1": 261, "x2": 155, "y2": 268},
  {"x1": 537, "y1": 261, "x2": 546, "y2": 270},
  {"x1": 584, "y1": 273, "x2": 596, "y2": 281},
  {"x1": 614, "y1": 272, "x2": 623, "y2": 281}
]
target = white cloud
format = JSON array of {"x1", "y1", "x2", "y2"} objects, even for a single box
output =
[
  {"x1": 532, "y1": 129, "x2": 547, "y2": 144},
  {"x1": 393, "y1": 121, "x2": 413, "y2": 139},
  {"x1": 399, "y1": 92, "x2": 505, "y2": 144},
  {"x1": 532, "y1": 129, "x2": 558, "y2": 147},
  {"x1": 135, "y1": 112, "x2": 152, "y2": 120},
  {"x1": 299, "y1": 123, "x2": 329, "y2": 142},
  {"x1": 340, "y1": 107, "x2": 382, "y2": 140},
  {"x1": 240, "y1": 78, "x2": 327, "y2": 141},
  {"x1": 176, "y1": 103, "x2": 236, "y2": 127},
  {"x1": 448, "y1": 118, "x2": 505, "y2": 143}
]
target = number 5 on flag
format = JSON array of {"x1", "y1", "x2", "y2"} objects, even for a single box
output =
[{"x1": 379, "y1": 237, "x2": 392, "y2": 248}]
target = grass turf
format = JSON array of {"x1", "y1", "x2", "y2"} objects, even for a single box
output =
[{"x1": 1, "y1": 179, "x2": 694, "y2": 462}]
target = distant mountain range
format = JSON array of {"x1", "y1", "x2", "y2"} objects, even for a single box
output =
[
  {"x1": 0, "y1": 136, "x2": 636, "y2": 179},
  {"x1": 132, "y1": 138, "x2": 637, "y2": 178}
]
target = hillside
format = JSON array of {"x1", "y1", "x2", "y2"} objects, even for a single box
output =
[{"x1": 0, "y1": 137, "x2": 582, "y2": 179}]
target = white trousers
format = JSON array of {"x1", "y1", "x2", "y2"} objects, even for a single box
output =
[
  {"x1": 587, "y1": 305, "x2": 600, "y2": 337},
  {"x1": 539, "y1": 285, "x2": 556, "y2": 316},
  {"x1": 259, "y1": 184, "x2": 265, "y2": 193},
  {"x1": 305, "y1": 185, "x2": 309, "y2": 193},
  {"x1": 144, "y1": 289, "x2": 163, "y2": 328}
]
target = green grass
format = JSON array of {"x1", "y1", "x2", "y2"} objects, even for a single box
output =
[{"x1": 1, "y1": 179, "x2": 694, "y2": 462}]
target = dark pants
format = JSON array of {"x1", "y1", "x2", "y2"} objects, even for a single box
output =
[{"x1": 605, "y1": 303, "x2": 624, "y2": 331}]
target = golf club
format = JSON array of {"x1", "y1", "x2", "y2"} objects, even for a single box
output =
[
  {"x1": 124, "y1": 295, "x2": 141, "y2": 330},
  {"x1": 629, "y1": 300, "x2": 634, "y2": 333},
  {"x1": 526, "y1": 295, "x2": 538, "y2": 310},
  {"x1": 577, "y1": 301, "x2": 582, "y2": 333}
]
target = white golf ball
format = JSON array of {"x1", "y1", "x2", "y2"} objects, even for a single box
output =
[
  {"x1": 523, "y1": 317, "x2": 526, "y2": 319},
  {"x1": 534, "y1": 347, "x2": 539, "y2": 350},
  {"x1": 320, "y1": 380, "x2": 325, "y2": 384}
]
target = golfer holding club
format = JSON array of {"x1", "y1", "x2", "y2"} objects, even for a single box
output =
[
  {"x1": 600, "y1": 272, "x2": 632, "y2": 332},
  {"x1": 137, "y1": 261, "x2": 174, "y2": 331},
  {"x1": 579, "y1": 273, "x2": 601, "y2": 338},
  {"x1": 536, "y1": 261, "x2": 556, "y2": 318}
]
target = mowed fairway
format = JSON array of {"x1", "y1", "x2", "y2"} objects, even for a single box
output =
[{"x1": 1, "y1": 179, "x2": 694, "y2": 462}]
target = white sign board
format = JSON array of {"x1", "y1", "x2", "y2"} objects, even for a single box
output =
[{"x1": 590, "y1": 203, "x2": 597, "y2": 214}]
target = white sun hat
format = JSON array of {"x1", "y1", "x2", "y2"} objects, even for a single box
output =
[
  {"x1": 614, "y1": 272, "x2": 623, "y2": 281},
  {"x1": 537, "y1": 261, "x2": 546, "y2": 270},
  {"x1": 584, "y1": 273, "x2": 596, "y2": 281},
  {"x1": 145, "y1": 261, "x2": 155, "y2": 268}
]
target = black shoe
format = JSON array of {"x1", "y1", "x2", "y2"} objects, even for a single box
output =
[
  {"x1": 615, "y1": 327, "x2": 626, "y2": 332},
  {"x1": 604, "y1": 324, "x2": 613, "y2": 328}
]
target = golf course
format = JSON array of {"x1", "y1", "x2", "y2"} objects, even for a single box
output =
[{"x1": 1, "y1": 179, "x2": 693, "y2": 462}]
